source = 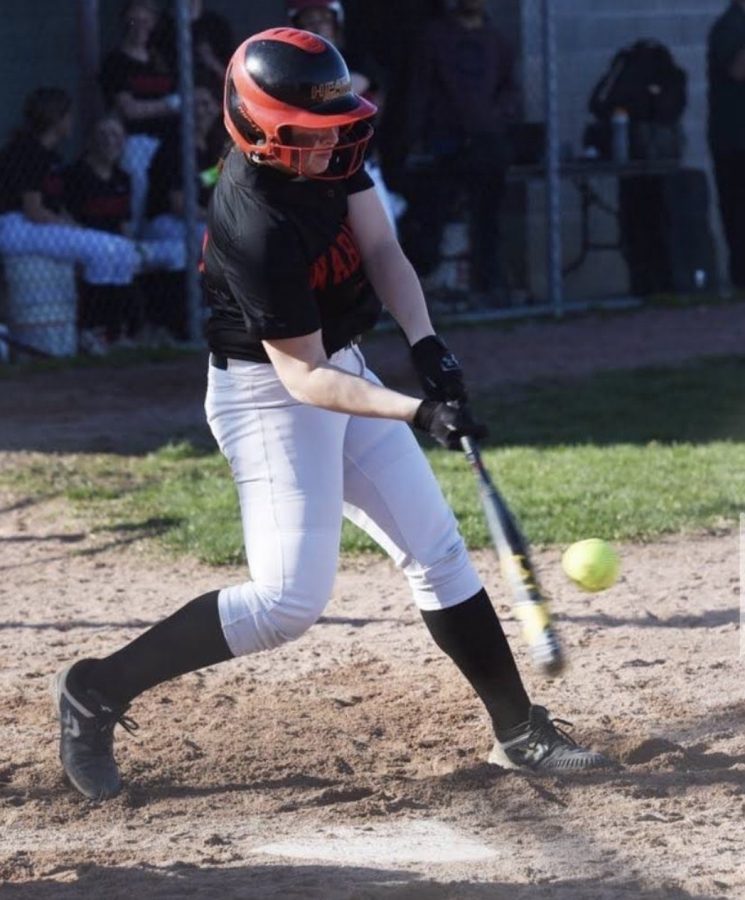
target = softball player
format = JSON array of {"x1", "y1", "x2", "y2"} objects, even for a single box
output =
[{"x1": 53, "y1": 29, "x2": 611, "y2": 801}]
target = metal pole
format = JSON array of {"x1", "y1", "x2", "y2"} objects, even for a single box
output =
[
  {"x1": 175, "y1": 0, "x2": 202, "y2": 344},
  {"x1": 541, "y1": 0, "x2": 563, "y2": 315}
]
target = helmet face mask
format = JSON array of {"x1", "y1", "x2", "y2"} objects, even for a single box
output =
[
  {"x1": 224, "y1": 28, "x2": 376, "y2": 180},
  {"x1": 275, "y1": 120, "x2": 373, "y2": 179}
]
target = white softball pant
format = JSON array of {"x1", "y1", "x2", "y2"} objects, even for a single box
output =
[{"x1": 205, "y1": 344, "x2": 482, "y2": 657}]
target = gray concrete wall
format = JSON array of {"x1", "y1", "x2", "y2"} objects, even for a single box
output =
[{"x1": 519, "y1": 0, "x2": 725, "y2": 299}]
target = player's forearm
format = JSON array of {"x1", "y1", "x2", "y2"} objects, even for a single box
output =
[
  {"x1": 288, "y1": 363, "x2": 421, "y2": 422},
  {"x1": 364, "y1": 242, "x2": 434, "y2": 346}
]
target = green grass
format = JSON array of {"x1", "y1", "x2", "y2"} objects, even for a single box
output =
[
  {"x1": 3, "y1": 355, "x2": 745, "y2": 564},
  {"x1": 475, "y1": 355, "x2": 745, "y2": 446}
]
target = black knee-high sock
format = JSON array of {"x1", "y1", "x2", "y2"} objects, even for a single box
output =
[
  {"x1": 78, "y1": 590, "x2": 232, "y2": 706},
  {"x1": 420, "y1": 588, "x2": 531, "y2": 739}
]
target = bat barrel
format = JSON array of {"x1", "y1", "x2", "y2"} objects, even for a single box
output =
[{"x1": 459, "y1": 434, "x2": 566, "y2": 678}]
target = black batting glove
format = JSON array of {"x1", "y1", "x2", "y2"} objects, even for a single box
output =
[
  {"x1": 413, "y1": 400, "x2": 488, "y2": 451},
  {"x1": 410, "y1": 335, "x2": 467, "y2": 402}
]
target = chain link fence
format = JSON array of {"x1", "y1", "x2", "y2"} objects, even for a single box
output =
[
  {"x1": 0, "y1": 0, "x2": 202, "y2": 362},
  {"x1": 0, "y1": 124, "x2": 198, "y2": 360},
  {"x1": 393, "y1": 0, "x2": 619, "y2": 320},
  {"x1": 404, "y1": 0, "x2": 723, "y2": 321},
  {"x1": 0, "y1": 1, "x2": 729, "y2": 362},
  {"x1": 516, "y1": 0, "x2": 721, "y2": 316}
]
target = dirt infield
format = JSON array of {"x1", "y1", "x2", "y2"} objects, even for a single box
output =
[{"x1": 1, "y1": 304, "x2": 744, "y2": 899}]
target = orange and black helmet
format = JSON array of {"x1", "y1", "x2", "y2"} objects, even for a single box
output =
[{"x1": 224, "y1": 27, "x2": 376, "y2": 179}]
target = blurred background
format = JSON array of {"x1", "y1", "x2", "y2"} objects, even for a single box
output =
[{"x1": 0, "y1": 0, "x2": 737, "y2": 359}]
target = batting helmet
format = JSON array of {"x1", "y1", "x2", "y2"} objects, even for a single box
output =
[
  {"x1": 223, "y1": 28, "x2": 375, "y2": 179},
  {"x1": 287, "y1": 0, "x2": 345, "y2": 28}
]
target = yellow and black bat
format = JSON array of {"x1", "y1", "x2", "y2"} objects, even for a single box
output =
[{"x1": 460, "y1": 435, "x2": 565, "y2": 677}]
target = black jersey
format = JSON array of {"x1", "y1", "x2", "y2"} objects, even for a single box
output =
[
  {"x1": 99, "y1": 49, "x2": 176, "y2": 138},
  {"x1": 63, "y1": 159, "x2": 131, "y2": 233},
  {"x1": 0, "y1": 132, "x2": 65, "y2": 214},
  {"x1": 202, "y1": 149, "x2": 382, "y2": 363}
]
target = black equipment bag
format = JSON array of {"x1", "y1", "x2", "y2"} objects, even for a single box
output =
[{"x1": 586, "y1": 39, "x2": 688, "y2": 160}]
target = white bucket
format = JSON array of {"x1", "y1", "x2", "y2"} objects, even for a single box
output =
[{"x1": 3, "y1": 255, "x2": 77, "y2": 356}]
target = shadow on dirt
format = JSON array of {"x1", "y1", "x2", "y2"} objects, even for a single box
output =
[
  {"x1": 0, "y1": 862, "x2": 721, "y2": 900},
  {"x1": 0, "y1": 517, "x2": 178, "y2": 573},
  {"x1": 556, "y1": 608, "x2": 738, "y2": 629}
]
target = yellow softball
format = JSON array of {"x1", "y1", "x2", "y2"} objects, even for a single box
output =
[{"x1": 561, "y1": 539, "x2": 620, "y2": 592}]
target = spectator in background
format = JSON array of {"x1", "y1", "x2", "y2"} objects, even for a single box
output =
[
  {"x1": 404, "y1": 0, "x2": 517, "y2": 306},
  {"x1": 64, "y1": 115, "x2": 132, "y2": 238},
  {"x1": 143, "y1": 77, "x2": 223, "y2": 243},
  {"x1": 340, "y1": 0, "x2": 447, "y2": 186},
  {"x1": 288, "y1": 0, "x2": 377, "y2": 99},
  {"x1": 152, "y1": 0, "x2": 235, "y2": 85},
  {"x1": 0, "y1": 88, "x2": 141, "y2": 310},
  {"x1": 708, "y1": 0, "x2": 745, "y2": 291},
  {"x1": 63, "y1": 114, "x2": 142, "y2": 352},
  {"x1": 99, "y1": 0, "x2": 180, "y2": 234},
  {"x1": 286, "y1": 0, "x2": 405, "y2": 231},
  {"x1": 0, "y1": 89, "x2": 73, "y2": 228}
]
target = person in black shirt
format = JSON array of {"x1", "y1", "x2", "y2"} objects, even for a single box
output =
[
  {"x1": 708, "y1": 0, "x2": 745, "y2": 290},
  {"x1": 63, "y1": 114, "x2": 144, "y2": 347},
  {"x1": 143, "y1": 79, "x2": 223, "y2": 237},
  {"x1": 99, "y1": 0, "x2": 180, "y2": 141},
  {"x1": 0, "y1": 88, "x2": 141, "y2": 292},
  {"x1": 99, "y1": 0, "x2": 181, "y2": 233},
  {"x1": 52, "y1": 29, "x2": 611, "y2": 802},
  {"x1": 0, "y1": 88, "x2": 73, "y2": 224},
  {"x1": 151, "y1": 0, "x2": 235, "y2": 85},
  {"x1": 286, "y1": 0, "x2": 405, "y2": 233},
  {"x1": 404, "y1": 0, "x2": 517, "y2": 306},
  {"x1": 64, "y1": 115, "x2": 132, "y2": 236},
  {"x1": 287, "y1": 0, "x2": 378, "y2": 99}
]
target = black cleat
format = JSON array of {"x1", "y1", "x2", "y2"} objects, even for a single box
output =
[
  {"x1": 489, "y1": 705, "x2": 614, "y2": 773},
  {"x1": 51, "y1": 662, "x2": 138, "y2": 801}
]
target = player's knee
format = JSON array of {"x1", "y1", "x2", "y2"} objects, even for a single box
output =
[
  {"x1": 218, "y1": 581, "x2": 332, "y2": 655},
  {"x1": 268, "y1": 590, "x2": 327, "y2": 643},
  {"x1": 403, "y1": 539, "x2": 482, "y2": 611}
]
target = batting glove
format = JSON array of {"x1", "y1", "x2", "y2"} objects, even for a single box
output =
[
  {"x1": 413, "y1": 400, "x2": 488, "y2": 450},
  {"x1": 410, "y1": 335, "x2": 467, "y2": 402}
]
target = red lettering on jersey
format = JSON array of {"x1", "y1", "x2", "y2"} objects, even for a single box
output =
[
  {"x1": 329, "y1": 245, "x2": 351, "y2": 283},
  {"x1": 309, "y1": 254, "x2": 329, "y2": 290},
  {"x1": 308, "y1": 223, "x2": 363, "y2": 291},
  {"x1": 336, "y1": 226, "x2": 361, "y2": 270}
]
